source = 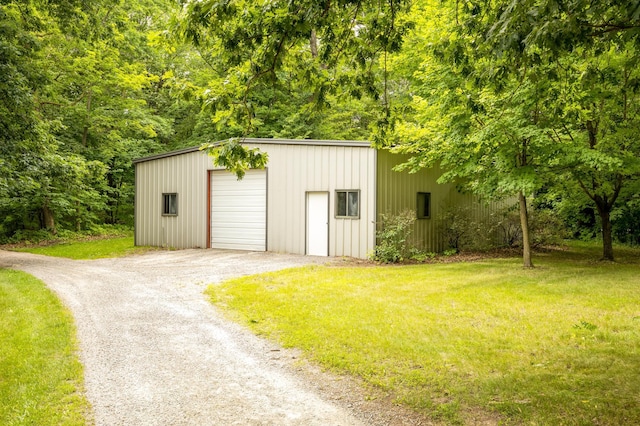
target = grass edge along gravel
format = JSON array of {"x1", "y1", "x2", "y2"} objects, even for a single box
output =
[
  {"x1": 10, "y1": 236, "x2": 155, "y2": 260},
  {"x1": 0, "y1": 269, "x2": 92, "y2": 425},
  {"x1": 206, "y1": 243, "x2": 640, "y2": 425}
]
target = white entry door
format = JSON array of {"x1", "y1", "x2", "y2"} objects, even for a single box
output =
[
  {"x1": 211, "y1": 169, "x2": 267, "y2": 251},
  {"x1": 306, "y1": 192, "x2": 329, "y2": 256}
]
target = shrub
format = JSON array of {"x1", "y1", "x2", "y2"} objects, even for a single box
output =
[
  {"x1": 371, "y1": 210, "x2": 416, "y2": 263},
  {"x1": 612, "y1": 195, "x2": 640, "y2": 246},
  {"x1": 529, "y1": 209, "x2": 566, "y2": 247},
  {"x1": 437, "y1": 204, "x2": 472, "y2": 252},
  {"x1": 494, "y1": 205, "x2": 522, "y2": 248},
  {"x1": 437, "y1": 203, "x2": 499, "y2": 252},
  {"x1": 494, "y1": 204, "x2": 566, "y2": 248}
]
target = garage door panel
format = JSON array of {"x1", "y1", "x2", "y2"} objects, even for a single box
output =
[
  {"x1": 211, "y1": 169, "x2": 267, "y2": 251},
  {"x1": 213, "y1": 224, "x2": 265, "y2": 233},
  {"x1": 212, "y1": 204, "x2": 265, "y2": 211}
]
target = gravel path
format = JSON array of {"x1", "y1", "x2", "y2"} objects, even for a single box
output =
[{"x1": 1, "y1": 249, "x2": 369, "y2": 426}]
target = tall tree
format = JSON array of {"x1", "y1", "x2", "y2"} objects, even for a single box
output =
[
  {"x1": 175, "y1": 0, "x2": 413, "y2": 169},
  {"x1": 0, "y1": 0, "x2": 186, "y2": 238},
  {"x1": 460, "y1": 0, "x2": 640, "y2": 260},
  {"x1": 388, "y1": 0, "x2": 640, "y2": 262},
  {"x1": 387, "y1": 0, "x2": 560, "y2": 267}
]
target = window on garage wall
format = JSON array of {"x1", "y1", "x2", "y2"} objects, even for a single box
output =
[
  {"x1": 417, "y1": 192, "x2": 431, "y2": 219},
  {"x1": 162, "y1": 193, "x2": 178, "y2": 216},
  {"x1": 336, "y1": 190, "x2": 359, "y2": 218}
]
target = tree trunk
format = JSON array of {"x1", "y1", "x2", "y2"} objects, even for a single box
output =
[
  {"x1": 76, "y1": 200, "x2": 82, "y2": 232},
  {"x1": 43, "y1": 202, "x2": 57, "y2": 235},
  {"x1": 596, "y1": 206, "x2": 614, "y2": 261},
  {"x1": 310, "y1": 29, "x2": 318, "y2": 58},
  {"x1": 518, "y1": 191, "x2": 534, "y2": 268},
  {"x1": 82, "y1": 89, "x2": 92, "y2": 147}
]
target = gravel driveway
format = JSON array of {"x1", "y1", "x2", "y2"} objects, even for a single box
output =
[{"x1": 1, "y1": 249, "x2": 372, "y2": 425}]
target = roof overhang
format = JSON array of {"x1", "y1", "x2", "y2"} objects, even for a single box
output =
[{"x1": 133, "y1": 138, "x2": 371, "y2": 164}]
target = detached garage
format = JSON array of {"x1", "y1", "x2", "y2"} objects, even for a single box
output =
[
  {"x1": 134, "y1": 139, "x2": 376, "y2": 258},
  {"x1": 134, "y1": 138, "x2": 496, "y2": 258}
]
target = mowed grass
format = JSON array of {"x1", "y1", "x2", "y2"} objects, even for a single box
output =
[
  {"x1": 0, "y1": 269, "x2": 91, "y2": 425},
  {"x1": 13, "y1": 236, "x2": 150, "y2": 260},
  {"x1": 207, "y1": 243, "x2": 640, "y2": 425}
]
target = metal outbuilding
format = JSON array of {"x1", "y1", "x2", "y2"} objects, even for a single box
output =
[{"x1": 133, "y1": 138, "x2": 495, "y2": 259}]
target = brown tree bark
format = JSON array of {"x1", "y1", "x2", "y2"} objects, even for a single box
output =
[
  {"x1": 310, "y1": 29, "x2": 319, "y2": 58},
  {"x1": 43, "y1": 201, "x2": 57, "y2": 235},
  {"x1": 595, "y1": 203, "x2": 615, "y2": 261},
  {"x1": 82, "y1": 89, "x2": 92, "y2": 147},
  {"x1": 519, "y1": 191, "x2": 534, "y2": 268}
]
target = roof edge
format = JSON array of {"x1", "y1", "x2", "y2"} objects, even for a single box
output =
[{"x1": 133, "y1": 138, "x2": 371, "y2": 164}]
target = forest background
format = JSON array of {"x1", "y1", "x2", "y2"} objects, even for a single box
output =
[{"x1": 1, "y1": 0, "x2": 639, "y2": 260}]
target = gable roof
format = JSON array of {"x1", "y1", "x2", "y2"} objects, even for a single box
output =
[{"x1": 133, "y1": 138, "x2": 371, "y2": 164}]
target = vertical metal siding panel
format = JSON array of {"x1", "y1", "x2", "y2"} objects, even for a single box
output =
[
  {"x1": 149, "y1": 162, "x2": 155, "y2": 245},
  {"x1": 138, "y1": 162, "x2": 145, "y2": 245},
  {"x1": 313, "y1": 146, "x2": 322, "y2": 189},
  {"x1": 368, "y1": 149, "x2": 377, "y2": 256},
  {"x1": 291, "y1": 146, "x2": 302, "y2": 253},
  {"x1": 284, "y1": 145, "x2": 293, "y2": 252},
  {"x1": 350, "y1": 147, "x2": 361, "y2": 257},
  {"x1": 257, "y1": 144, "x2": 287, "y2": 254},
  {"x1": 358, "y1": 148, "x2": 374, "y2": 258},
  {"x1": 348, "y1": 148, "x2": 358, "y2": 257},
  {"x1": 151, "y1": 160, "x2": 160, "y2": 247},
  {"x1": 193, "y1": 152, "x2": 203, "y2": 248},
  {"x1": 179, "y1": 155, "x2": 187, "y2": 248},
  {"x1": 135, "y1": 163, "x2": 143, "y2": 245},
  {"x1": 185, "y1": 153, "x2": 193, "y2": 247},
  {"x1": 135, "y1": 163, "x2": 142, "y2": 245},
  {"x1": 377, "y1": 150, "x2": 498, "y2": 253},
  {"x1": 265, "y1": 145, "x2": 277, "y2": 252},
  {"x1": 266, "y1": 145, "x2": 281, "y2": 252},
  {"x1": 167, "y1": 156, "x2": 176, "y2": 247},
  {"x1": 333, "y1": 147, "x2": 344, "y2": 256},
  {"x1": 135, "y1": 150, "x2": 210, "y2": 250},
  {"x1": 147, "y1": 162, "x2": 154, "y2": 246},
  {"x1": 197, "y1": 151, "x2": 212, "y2": 248},
  {"x1": 148, "y1": 162, "x2": 158, "y2": 246}
]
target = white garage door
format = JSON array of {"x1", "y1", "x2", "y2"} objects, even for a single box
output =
[{"x1": 211, "y1": 169, "x2": 267, "y2": 251}]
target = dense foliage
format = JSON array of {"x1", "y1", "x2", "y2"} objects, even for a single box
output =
[{"x1": 1, "y1": 0, "x2": 638, "y2": 258}]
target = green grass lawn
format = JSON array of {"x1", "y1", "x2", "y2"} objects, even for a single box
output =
[
  {"x1": 12, "y1": 236, "x2": 152, "y2": 260},
  {"x1": 207, "y1": 243, "x2": 640, "y2": 425},
  {"x1": 0, "y1": 269, "x2": 91, "y2": 425}
]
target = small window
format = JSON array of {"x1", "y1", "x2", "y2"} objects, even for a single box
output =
[
  {"x1": 417, "y1": 192, "x2": 431, "y2": 219},
  {"x1": 162, "y1": 193, "x2": 178, "y2": 216},
  {"x1": 336, "y1": 190, "x2": 360, "y2": 218}
]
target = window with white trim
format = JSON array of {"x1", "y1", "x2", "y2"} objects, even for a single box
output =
[
  {"x1": 162, "y1": 193, "x2": 178, "y2": 216},
  {"x1": 336, "y1": 190, "x2": 360, "y2": 218}
]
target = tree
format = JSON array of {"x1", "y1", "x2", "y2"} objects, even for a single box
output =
[
  {"x1": 0, "y1": 0, "x2": 186, "y2": 239},
  {"x1": 387, "y1": 0, "x2": 640, "y2": 263},
  {"x1": 174, "y1": 0, "x2": 413, "y2": 171},
  {"x1": 386, "y1": 1, "x2": 564, "y2": 267},
  {"x1": 465, "y1": 0, "x2": 640, "y2": 260}
]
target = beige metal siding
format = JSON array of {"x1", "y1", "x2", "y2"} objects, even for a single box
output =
[
  {"x1": 135, "y1": 140, "x2": 377, "y2": 258},
  {"x1": 250, "y1": 143, "x2": 376, "y2": 259},
  {"x1": 376, "y1": 150, "x2": 499, "y2": 252},
  {"x1": 134, "y1": 150, "x2": 211, "y2": 249}
]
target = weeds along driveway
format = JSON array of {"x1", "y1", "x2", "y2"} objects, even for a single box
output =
[{"x1": 0, "y1": 249, "x2": 364, "y2": 426}]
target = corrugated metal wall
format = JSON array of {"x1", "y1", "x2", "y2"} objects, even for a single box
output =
[
  {"x1": 376, "y1": 151, "x2": 500, "y2": 252},
  {"x1": 251, "y1": 143, "x2": 376, "y2": 259},
  {"x1": 135, "y1": 150, "x2": 211, "y2": 248},
  {"x1": 135, "y1": 141, "x2": 377, "y2": 258}
]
